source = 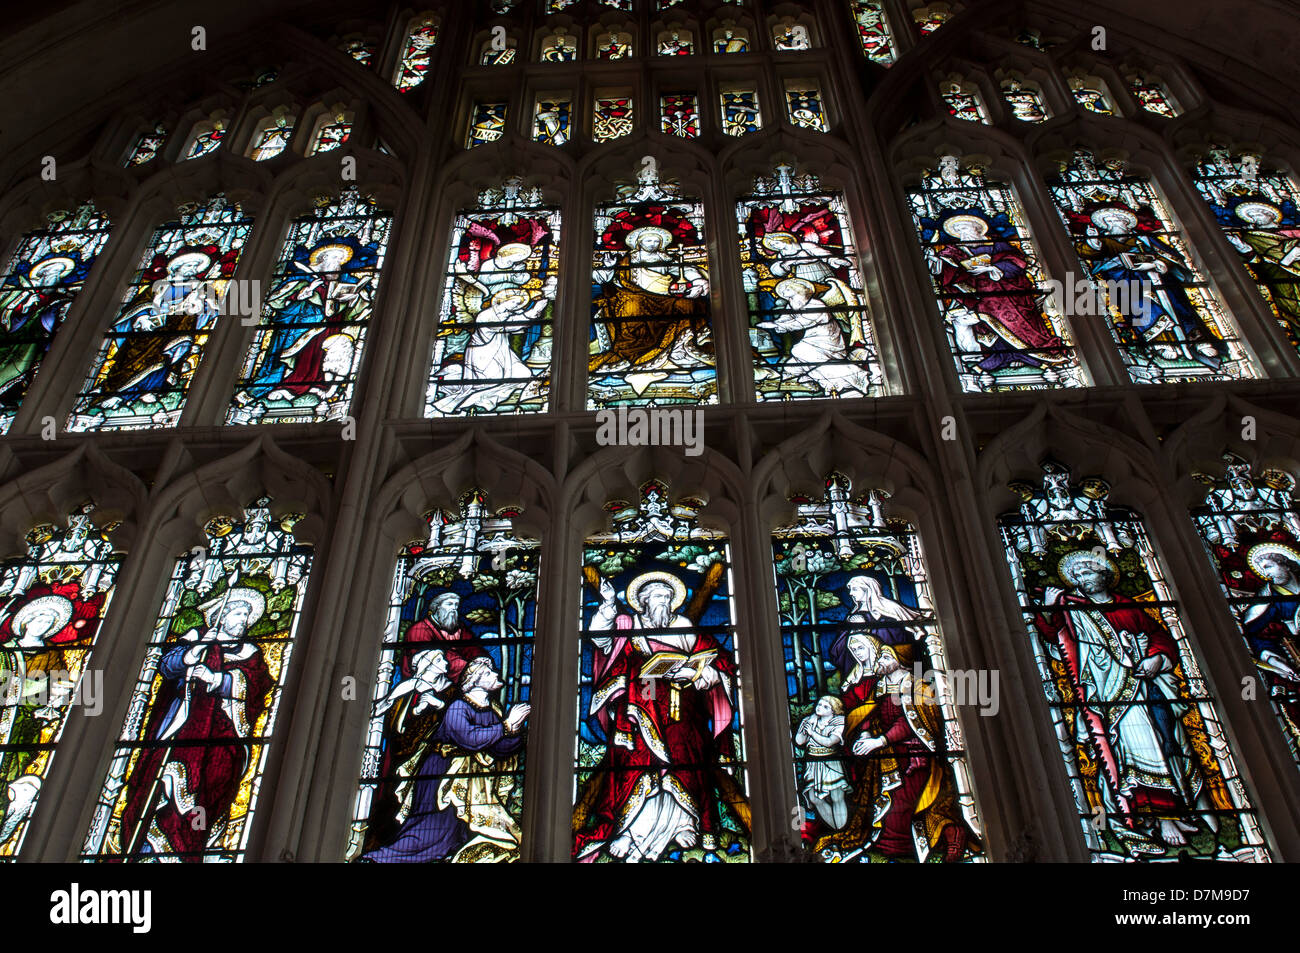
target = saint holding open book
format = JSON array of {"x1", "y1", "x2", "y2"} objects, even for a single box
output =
[{"x1": 574, "y1": 569, "x2": 743, "y2": 861}]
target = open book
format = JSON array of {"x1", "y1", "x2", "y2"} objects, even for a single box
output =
[{"x1": 640, "y1": 649, "x2": 718, "y2": 680}]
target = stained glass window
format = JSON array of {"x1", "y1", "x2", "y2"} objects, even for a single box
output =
[
  {"x1": 342, "y1": 37, "x2": 376, "y2": 66},
  {"x1": 720, "y1": 88, "x2": 762, "y2": 136},
  {"x1": 589, "y1": 164, "x2": 715, "y2": 408},
  {"x1": 1000, "y1": 461, "x2": 1268, "y2": 862},
  {"x1": 0, "y1": 203, "x2": 113, "y2": 433},
  {"x1": 539, "y1": 30, "x2": 577, "y2": 62},
  {"x1": 227, "y1": 188, "x2": 392, "y2": 425},
  {"x1": 1047, "y1": 149, "x2": 1255, "y2": 383},
  {"x1": 657, "y1": 31, "x2": 693, "y2": 56},
  {"x1": 784, "y1": 82, "x2": 829, "y2": 131},
  {"x1": 546, "y1": 0, "x2": 579, "y2": 9},
  {"x1": 467, "y1": 102, "x2": 509, "y2": 148},
  {"x1": 1001, "y1": 79, "x2": 1049, "y2": 122},
  {"x1": 68, "y1": 195, "x2": 253, "y2": 431},
  {"x1": 774, "y1": 23, "x2": 812, "y2": 50},
  {"x1": 942, "y1": 82, "x2": 988, "y2": 122},
  {"x1": 907, "y1": 155, "x2": 1086, "y2": 392},
  {"x1": 712, "y1": 26, "x2": 749, "y2": 53},
  {"x1": 593, "y1": 93, "x2": 634, "y2": 142},
  {"x1": 1126, "y1": 73, "x2": 1179, "y2": 117},
  {"x1": 1191, "y1": 453, "x2": 1300, "y2": 769},
  {"x1": 598, "y1": 0, "x2": 631, "y2": 9},
  {"x1": 181, "y1": 120, "x2": 225, "y2": 160},
  {"x1": 532, "y1": 96, "x2": 572, "y2": 145},
  {"x1": 1192, "y1": 149, "x2": 1300, "y2": 354},
  {"x1": 848, "y1": 1, "x2": 897, "y2": 65},
  {"x1": 738, "y1": 165, "x2": 883, "y2": 400},
  {"x1": 657, "y1": 0, "x2": 685, "y2": 9},
  {"x1": 659, "y1": 92, "x2": 700, "y2": 138},
  {"x1": 308, "y1": 114, "x2": 351, "y2": 155},
  {"x1": 81, "y1": 498, "x2": 311, "y2": 862},
  {"x1": 574, "y1": 480, "x2": 750, "y2": 862},
  {"x1": 348, "y1": 491, "x2": 538, "y2": 862},
  {"x1": 427, "y1": 178, "x2": 558, "y2": 417},
  {"x1": 394, "y1": 19, "x2": 439, "y2": 92},
  {"x1": 0, "y1": 505, "x2": 120, "y2": 860},
  {"x1": 913, "y1": 2, "x2": 956, "y2": 34},
  {"x1": 481, "y1": 36, "x2": 517, "y2": 65},
  {"x1": 594, "y1": 32, "x2": 632, "y2": 60},
  {"x1": 125, "y1": 123, "x2": 168, "y2": 166},
  {"x1": 248, "y1": 116, "x2": 294, "y2": 162},
  {"x1": 774, "y1": 474, "x2": 983, "y2": 861},
  {"x1": 1069, "y1": 77, "x2": 1114, "y2": 116}
]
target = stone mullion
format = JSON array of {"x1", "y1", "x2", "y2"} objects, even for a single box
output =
[{"x1": 252, "y1": 155, "x2": 435, "y2": 861}]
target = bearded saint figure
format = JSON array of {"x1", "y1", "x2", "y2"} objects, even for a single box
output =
[
  {"x1": 573, "y1": 568, "x2": 748, "y2": 862},
  {"x1": 589, "y1": 226, "x2": 712, "y2": 375},
  {"x1": 116, "y1": 587, "x2": 272, "y2": 860}
]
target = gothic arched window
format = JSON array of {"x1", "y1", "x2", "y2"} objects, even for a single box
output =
[
  {"x1": 941, "y1": 80, "x2": 989, "y2": 123},
  {"x1": 848, "y1": 1, "x2": 897, "y2": 65},
  {"x1": 466, "y1": 101, "x2": 509, "y2": 148},
  {"x1": 1000, "y1": 78, "x2": 1050, "y2": 122},
  {"x1": 1191, "y1": 454, "x2": 1300, "y2": 769},
  {"x1": 999, "y1": 461, "x2": 1268, "y2": 862},
  {"x1": 783, "y1": 80, "x2": 829, "y2": 131},
  {"x1": 738, "y1": 166, "x2": 884, "y2": 400},
  {"x1": 531, "y1": 94, "x2": 573, "y2": 145},
  {"x1": 68, "y1": 195, "x2": 253, "y2": 432},
  {"x1": 589, "y1": 165, "x2": 715, "y2": 409},
  {"x1": 774, "y1": 473, "x2": 984, "y2": 862},
  {"x1": 0, "y1": 202, "x2": 113, "y2": 433},
  {"x1": 1046, "y1": 150, "x2": 1256, "y2": 383},
  {"x1": 124, "y1": 123, "x2": 168, "y2": 166},
  {"x1": 227, "y1": 188, "x2": 392, "y2": 426},
  {"x1": 347, "y1": 491, "x2": 539, "y2": 862},
  {"x1": 393, "y1": 16, "x2": 440, "y2": 92},
  {"x1": 180, "y1": 117, "x2": 226, "y2": 160},
  {"x1": 426, "y1": 179, "x2": 559, "y2": 418},
  {"x1": 907, "y1": 156, "x2": 1087, "y2": 392},
  {"x1": 307, "y1": 112, "x2": 352, "y2": 155},
  {"x1": 1124, "y1": 72, "x2": 1179, "y2": 117},
  {"x1": 247, "y1": 113, "x2": 295, "y2": 162},
  {"x1": 592, "y1": 90, "x2": 635, "y2": 142},
  {"x1": 659, "y1": 91, "x2": 701, "y2": 138},
  {"x1": 574, "y1": 480, "x2": 751, "y2": 862},
  {"x1": 0, "y1": 505, "x2": 121, "y2": 859},
  {"x1": 1191, "y1": 149, "x2": 1300, "y2": 354},
  {"x1": 81, "y1": 498, "x2": 312, "y2": 861},
  {"x1": 1067, "y1": 75, "x2": 1115, "y2": 115}
]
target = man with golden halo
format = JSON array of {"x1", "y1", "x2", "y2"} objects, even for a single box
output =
[
  {"x1": 574, "y1": 569, "x2": 740, "y2": 862},
  {"x1": 590, "y1": 225, "x2": 712, "y2": 374}
]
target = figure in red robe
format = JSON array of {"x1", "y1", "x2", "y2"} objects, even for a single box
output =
[
  {"x1": 1031, "y1": 551, "x2": 1205, "y2": 852},
  {"x1": 933, "y1": 212, "x2": 1068, "y2": 371},
  {"x1": 573, "y1": 569, "x2": 748, "y2": 861},
  {"x1": 401, "y1": 591, "x2": 484, "y2": 681},
  {"x1": 116, "y1": 587, "x2": 273, "y2": 860}
]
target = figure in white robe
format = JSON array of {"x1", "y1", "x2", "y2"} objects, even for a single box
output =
[{"x1": 758, "y1": 278, "x2": 872, "y2": 397}]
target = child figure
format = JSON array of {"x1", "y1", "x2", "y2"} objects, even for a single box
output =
[{"x1": 795, "y1": 695, "x2": 851, "y2": 830}]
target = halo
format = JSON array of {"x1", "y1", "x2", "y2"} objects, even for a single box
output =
[
  {"x1": 625, "y1": 571, "x2": 687, "y2": 614},
  {"x1": 775, "y1": 277, "x2": 816, "y2": 300},
  {"x1": 167, "y1": 251, "x2": 213, "y2": 275},
  {"x1": 199, "y1": 586, "x2": 266, "y2": 629},
  {"x1": 940, "y1": 214, "x2": 989, "y2": 239},
  {"x1": 308, "y1": 243, "x2": 355, "y2": 269},
  {"x1": 1234, "y1": 201, "x2": 1282, "y2": 225},
  {"x1": 1090, "y1": 207, "x2": 1138, "y2": 232},
  {"x1": 29, "y1": 256, "x2": 76, "y2": 283},
  {"x1": 11, "y1": 594, "x2": 75, "y2": 642},
  {"x1": 760, "y1": 231, "x2": 799, "y2": 251},
  {"x1": 494, "y1": 242, "x2": 531, "y2": 262},
  {"x1": 489, "y1": 287, "x2": 533, "y2": 309},
  {"x1": 1058, "y1": 550, "x2": 1118, "y2": 588},
  {"x1": 625, "y1": 226, "x2": 674, "y2": 250},
  {"x1": 1247, "y1": 543, "x2": 1300, "y2": 577}
]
